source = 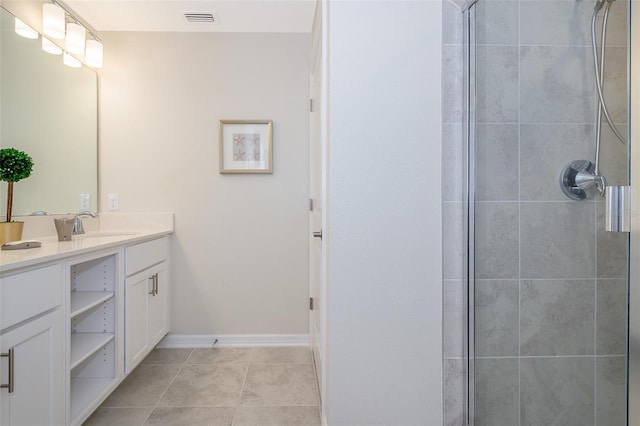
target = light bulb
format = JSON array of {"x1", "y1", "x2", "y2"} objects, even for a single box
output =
[
  {"x1": 65, "y1": 23, "x2": 85, "y2": 55},
  {"x1": 42, "y1": 37, "x2": 62, "y2": 55},
  {"x1": 63, "y1": 52, "x2": 81, "y2": 68},
  {"x1": 15, "y1": 18, "x2": 38, "y2": 39},
  {"x1": 43, "y1": 3, "x2": 65, "y2": 39},
  {"x1": 85, "y1": 39, "x2": 103, "y2": 68}
]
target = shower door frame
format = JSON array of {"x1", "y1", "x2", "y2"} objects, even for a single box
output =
[
  {"x1": 628, "y1": 3, "x2": 639, "y2": 424},
  {"x1": 462, "y1": 0, "x2": 634, "y2": 424},
  {"x1": 461, "y1": 2, "x2": 476, "y2": 425}
]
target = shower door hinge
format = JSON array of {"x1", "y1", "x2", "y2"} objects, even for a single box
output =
[
  {"x1": 309, "y1": 198, "x2": 314, "y2": 212},
  {"x1": 309, "y1": 297, "x2": 314, "y2": 310},
  {"x1": 605, "y1": 185, "x2": 631, "y2": 233},
  {"x1": 310, "y1": 99, "x2": 315, "y2": 113}
]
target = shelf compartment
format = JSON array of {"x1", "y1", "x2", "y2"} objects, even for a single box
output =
[
  {"x1": 70, "y1": 333, "x2": 115, "y2": 370},
  {"x1": 70, "y1": 377, "x2": 118, "y2": 426},
  {"x1": 70, "y1": 291, "x2": 114, "y2": 319}
]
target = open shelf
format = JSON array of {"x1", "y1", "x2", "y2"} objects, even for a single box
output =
[
  {"x1": 70, "y1": 333, "x2": 115, "y2": 370},
  {"x1": 70, "y1": 292, "x2": 114, "y2": 319},
  {"x1": 70, "y1": 377, "x2": 118, "y2": 425}
]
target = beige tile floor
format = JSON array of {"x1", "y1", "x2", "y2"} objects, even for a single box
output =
[{"x1": 83, "y1": 347, "x2": 321, "y2": 426}]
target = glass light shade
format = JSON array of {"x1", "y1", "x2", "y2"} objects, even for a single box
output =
[
  {"x1": 63, "y1": 52, "x2": 81, "y2": 68},
  {"x1": 43, "y1": 3, "x2": 65, "y2": 39},
  {"x1": 85, "y1": 39, "x2": 103, "y2": 68},
  {"x1": 65, "y1": 23, "x2": 85, "y2": 55},
  {"x1": 15, "y1": 18, "x2": 38, "y2": 39},
  {"x1": 42, "y1": 37, "x2": 62, "y2": 55}
]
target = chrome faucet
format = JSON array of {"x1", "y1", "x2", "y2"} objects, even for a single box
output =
[{"x1": 73, "y1": 211, "x2": 97, "y2": 235}]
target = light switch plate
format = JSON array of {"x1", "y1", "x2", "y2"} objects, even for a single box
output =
[{"x1": 108, "y1": 194, "x2": 119, "y2": 211}]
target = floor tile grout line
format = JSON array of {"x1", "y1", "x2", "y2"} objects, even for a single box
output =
[
  {"x1": 141, "y1": 348, "x2": 195, "y2": 425},
  {"x1": 231, "y1": 348, "x2": 254, "y2": 426}
]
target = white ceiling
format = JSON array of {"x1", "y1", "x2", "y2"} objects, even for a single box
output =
[{"x1": 63, "y1": 0, "x2": 315, "y2": 33}]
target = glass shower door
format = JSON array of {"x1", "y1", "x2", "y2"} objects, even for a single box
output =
[{"x1": 465, "y1": 0, "x2": 630, "y2": 424}]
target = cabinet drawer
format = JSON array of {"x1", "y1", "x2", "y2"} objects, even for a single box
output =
[
  {"x1": 125, "y1": 237, "x2": 168, "y2": 276},
  {"x1": 1, "y1": 264, "x2": 63, "y2": 330}
]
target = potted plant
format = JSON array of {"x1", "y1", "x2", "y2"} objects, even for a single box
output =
[{"x1": 0, "y1": 147, "x2": 34, "y2": 244}]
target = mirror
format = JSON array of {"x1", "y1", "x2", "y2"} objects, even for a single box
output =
[{"x1": 0, "y1": 6, "x2": 97, "y2": 216}]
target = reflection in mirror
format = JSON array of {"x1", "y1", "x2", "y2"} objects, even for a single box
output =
[{"x1": 0, "y1": 7, "x2": 97, "y2": 216}]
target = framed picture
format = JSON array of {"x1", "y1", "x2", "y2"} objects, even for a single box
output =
[{"x1": 219, "y1": 120, "x2": 273, "y2": 174}]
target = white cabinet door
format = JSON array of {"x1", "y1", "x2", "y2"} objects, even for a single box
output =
[
  {"x1": 147, "y1": 265, "x2": 167, "y2": 347},
  {"x1": 0, "y1": 310, "x2": 64, "y2": 426},
  {"x1": 125, "y1": 263, "x2": 167, "y2": 373},
  {"x1": 125, "y1": 271, "x2": 151, "y2": 373}
]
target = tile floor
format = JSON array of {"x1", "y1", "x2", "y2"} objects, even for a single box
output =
[{"x1": 83, "y1": 347, "x2": 321, "y2": 426}]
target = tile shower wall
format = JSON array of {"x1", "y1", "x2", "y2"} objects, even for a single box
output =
[{"x1": 442, "y1": 0, "x2": 629, "y2": 424}]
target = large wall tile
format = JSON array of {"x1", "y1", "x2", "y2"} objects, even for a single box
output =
[
  {"x1": 598, "y1": 124, "x2": 629, "y2": 187},
  {"x1": 520, "y1": 46, "x2": 594, "y2": 124},
  {"x1": 443, "y1": 123, "x2": 464, "y2": 202},
  {"x1": 521, "y1": 279, "x2": 595, "y2": 356},
  {"x1": 443, "y1": 44, "x2": 464, "y2": 124},
  {"x1": 475, "y1": 1, "x2": 518, "y2": 45},
  {"x1": 475, "y1": 358, "x2": 519, "y2": 426},
  {"x1": 599, "y1": 1, "x2": 629, "y2": 47},
  {"x1": 596, "y1": 279, "x2": 627, "y2": 355},
  {"x1": 476, "y1": 46, "x2": 519, "y2": 123},
  {"x1": 475, "y1": 124, "x2": 519, "y2": 201},
  {"x1": 443, "y1": 202, "x2": 465, "y2": 280},
  {"x1": 520, "y1": 357, "x2": 595, "y2": 426},
  {"x1": 474, "y1": 202, "x2": 519, "y2": 279},
  {"x1": 601, "y1": 47, "x2": 628, "y2": 124},
  {"x1": 520, "y1": 0, "x2": 593, "y2": 46},
  {"x1": 444, "y1": 359, "x2": 465, "y2": 426},
  {"x1": 596, "y1": 203, "x2": 628, "y2": 279},
  {"x1": 520, "y1": 124, "x2": 594, "y2": 201},
  {"x1": 475, "y1": 280, "x2": 519, "y2": 356},
  {"x1": 596, "y1": 356, "x2": 627, "y2": 426},
  {"x1": 444, "y1": 280, "x2": 465, "y2": 359},
  {"x1": 443, "y1": 0, "x2": 463, "y2": 45},
  {"x1": 520, "y1": 202, "x2": 595, "y2": 279}
]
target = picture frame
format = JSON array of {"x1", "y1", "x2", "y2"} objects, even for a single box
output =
[{"x1": 219, "y1": 120, "x2": 273, "y2": 174}]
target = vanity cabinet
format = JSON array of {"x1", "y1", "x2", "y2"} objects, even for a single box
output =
[
  {"x1": 124, "y1": 237, "x2": 169, "y2": 373},
  {"x1": 0, "y1": 264, "x2": 64, "y2": 426},
  {"x1": 0, "y1": 227, "x2": 172, "y2": 426}
]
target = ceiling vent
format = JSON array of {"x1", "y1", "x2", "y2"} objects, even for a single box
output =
[{"x1": 184, "y1": 12, "x2": 216, "y2": 23}]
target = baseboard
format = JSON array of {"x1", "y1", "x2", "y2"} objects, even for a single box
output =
[{"x1": 156, "y1": 334, "x2": 310, "y2": 348}]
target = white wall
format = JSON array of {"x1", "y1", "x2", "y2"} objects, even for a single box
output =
[
  {"x1": 99, "y1": 32, "x2": 311, "y2": 335},
  {"x1": 324, "y1": 1, "x2": 443, "y2": 424}
]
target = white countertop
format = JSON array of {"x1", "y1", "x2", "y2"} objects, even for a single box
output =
[{"x1": 0, "y1": 213, "x2": 173, "y2": 272}]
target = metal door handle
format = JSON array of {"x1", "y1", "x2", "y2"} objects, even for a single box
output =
[
  {"x1": 1, "y1": 348, "x2": 15, "y2": 393},
  {"x1": 313, "y1": 230, "x2": 322, "y2": 240}
]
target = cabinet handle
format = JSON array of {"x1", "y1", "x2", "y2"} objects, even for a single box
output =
[
  {"x1": 149, "y1": 274, "x2": 155, "y2": 296},
  {"x1": 1, "y1": 348, "x2": 15, "y2": 393},
  {"x1": 149, "y1": 273, "x2": 159, "y2": 296}
]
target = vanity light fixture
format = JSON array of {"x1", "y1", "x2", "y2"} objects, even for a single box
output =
[
  {"x1": 65, "y1": 22, "x2": 85, "y2": 55},
  {"x1": 42, "y1": 37, "x2": 63, "y2": 55},
  {"x1": 42, "y1": 3, "x2": 65, "y2": 39},
  {"x1": 85, "y1": 39, "x2": 103, "y2": 68},
  {"x1": 63, "y1": 51, "x2": 81, "y2": 68},
  {"x1": 14, "y1": 18, "x2": 39, "y2": 39},
  {"x1": 41, "y1": 1, "x2": 104, "y2": 68}
]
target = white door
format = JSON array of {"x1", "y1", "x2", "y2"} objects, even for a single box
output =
[{"x1": 308, "y1": 0, "x2": 324, "y2": 399}]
